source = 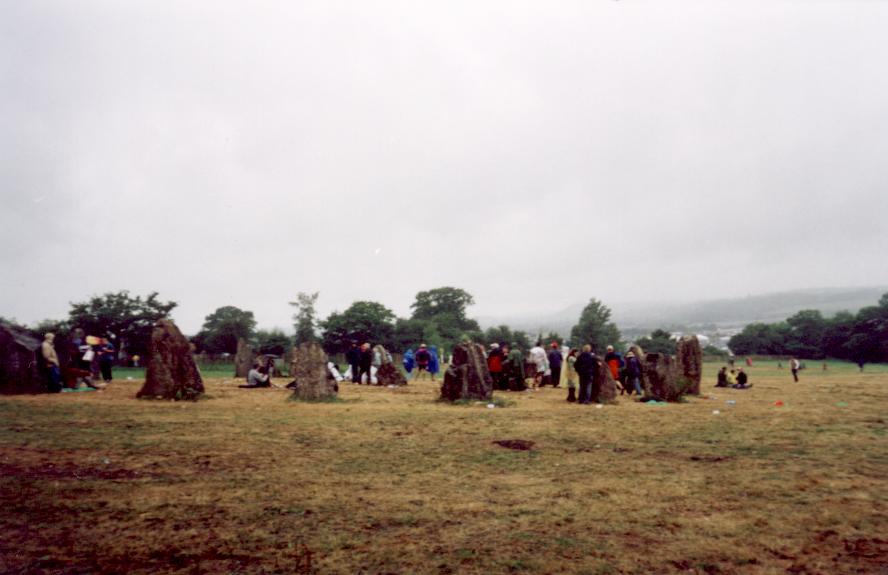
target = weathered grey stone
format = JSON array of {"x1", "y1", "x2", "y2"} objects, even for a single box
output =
[
  {"x1": 234, "y1": 337, "x2": 254, "y2": 378},
  {"x1": 440, "y1": 342, "x2": 493, "y2": 401},
  {"x1": 137, "y1": 320, "x2": 204, "y2": 400},
  {"x1": 593, "y1": 357, "x2": 619, "y2": 404},
  {"x1": 0, "y1": 322, "x2": 44, "y2": 394},
  {"x1": 289, "y1": 342, "x2": 337, "y2": 401},
  {"x1": 676, "y1": 335, "x2": 703, "y2": 395}
]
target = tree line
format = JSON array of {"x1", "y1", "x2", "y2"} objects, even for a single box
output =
[
  {"x1": 727, "y1": 293, "x2": 888, "y2": 363},
  {"x1": 4, "y1": 288, "x2": 627, "y2": 360}
]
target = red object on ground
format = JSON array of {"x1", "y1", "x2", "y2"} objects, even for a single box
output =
[{"x1": 774, "y1": 400, "x2": 784, "y2": 407}]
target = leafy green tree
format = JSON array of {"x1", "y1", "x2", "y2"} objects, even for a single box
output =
[
  {"x1": 254, "y1": 329, "x2": 291, "y2": 356},
  {"x1": 728, "y1": 322, "x2": 790, "y2": 355},
  {"x1": 320, "y1": 301, "x2": 396, "y2": 354},
  {"x1": 290, "y1": 292, "x2": 319, "y2": 345},
  {"x1": 635, "y1": 329, "x2": 675, "y2": 355},
  {"x1": 409, "y1": 287, "x2": 481, "y2": 350},
  {"x1": 411, "y1": 287, "x2": 474, "y2": 320},
  {"x1": 843, "y1": 293, "x2": 888, "y2": 364},
  {"x1": 68, "y1": 291, "x2": 176, "y2": 357},
  {"x1": 193, "y1": 306, "x2": 256, "y2": 354},
  {"x1": 569, "y1": 299, "x2": 621, "y2": 352},
  {"x1": 785, "y1": 310, "x2": 827, "y2": 359},
  {"x1": 822, "y1": 311, "x2": 856, "y2": 359}
]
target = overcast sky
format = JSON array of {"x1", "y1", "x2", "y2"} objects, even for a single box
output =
[{"x1": 2, "y1": 1, "x2": 887, "y2": 334}]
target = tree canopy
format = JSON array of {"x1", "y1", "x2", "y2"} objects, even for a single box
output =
[
  {"x1": 192, "y1": 306, "x2": 256, "y2": 354},
  {"x1": 569, "y1": 299, "x2": 621, "y2": 352},
  {"x1": 290, "y1": 292, "x2": 319, "y2": 345},
  {"x1": 320, "y1": 301, "x2": 396, "y2": 354},
  {"x1": 68, "y1": 291, "x2": 176, "y2": 357},
  {"x1": 634, "y1": 329, "x2": 674, "y2": 354},
  {"x1": 409, "y1": 287, "x2": 482, "y2": 350}
]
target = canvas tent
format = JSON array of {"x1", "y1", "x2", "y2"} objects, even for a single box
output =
[{"x1": 0, "y1": 322, "x2": 46, "y2": 394}]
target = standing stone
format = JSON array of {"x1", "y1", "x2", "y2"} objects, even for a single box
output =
[
  {"x1": 0, "y1": 322, "x2": 44, "y2": 394},
  {"x1": 290, "y1": 342, "x2": 337, "y2": 401},
  {"x1": 593, "y1": 357, "x2": 619, "y2": 404},
  {"x1": 234, "y1": 337, "x2": 254, "y2": 378},
  {"x1": 137, "y1": 320, "x2": 204, "y2": 400},
  {"x1": 440, "y1": 342, "x2": 493, "y2": 402},
  {"x1": 676, "y1": 335, "x2": 703, "y2": 395},
  {"x1": 643, "y1": 353, "x2": 689, "y2": 402},
  {"x1": 373, "y1": 345, "x2": 407, "y2": 386}
]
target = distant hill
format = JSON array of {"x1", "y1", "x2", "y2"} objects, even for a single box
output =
[{"x1": 477, "y1": 286, "x2": 888, "y2": 337}]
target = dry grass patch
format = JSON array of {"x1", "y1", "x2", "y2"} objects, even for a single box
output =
[{"x1": 1, "y1": 362, "x2": 886, "y2": 574}]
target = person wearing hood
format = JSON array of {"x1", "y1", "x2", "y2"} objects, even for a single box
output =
[
  {"x1": 414, "y1": 344, "x2": 431, "y2": 380},
  {"x1": 403, "y1": 348, "x2": 415, "y2": 380},
  {"x1": 428, "y1": 346, "x2": 440, "y2": 381},
  {"x1": 504, "y1": 343, "x2": 527, "y2": 391},
  {"x1": 715, "y1": 366, "x2": 729, "y2": 388}
]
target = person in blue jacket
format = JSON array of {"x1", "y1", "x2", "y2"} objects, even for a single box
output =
[
  {"x1": 403, "y1": 348, "x2": 415, "y2": 380},
  {"x1": 428, "y1": 345, "x2": 440, "y2": 381}
]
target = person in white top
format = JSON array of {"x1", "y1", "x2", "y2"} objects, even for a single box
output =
[
  {"x1": 789, "y1": 357, "x2": 801, "y2": 382},
  {"x1": 528, "y1": 342, "x2": 548, "y2": 389}
]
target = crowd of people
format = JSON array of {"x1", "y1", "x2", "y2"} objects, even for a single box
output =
[{"x1": 39, "y1": 329, "x2": 116, "y2": 392}]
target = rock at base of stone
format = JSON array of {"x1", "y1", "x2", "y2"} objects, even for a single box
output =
[
  {"x1": 376, "y1": 362, "x2": 407, "y2": 386},
  {"x1": 234, "y1": 337, "x2": 254, "y2": 378},
  {"x1": 676, "y1": 335, "x2": 703, "y2": 395},
  {"x1": 440, "y1": 343, "x2": 494, "y2": 402},
  {"x1": 137, "y1": 320, "x2": 204, "y2": 400},
  {"x1": 289, "y1": 342, "x2": 337, "y2": 401}
]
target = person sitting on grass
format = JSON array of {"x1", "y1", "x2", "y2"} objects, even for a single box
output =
[
  {"x1": 733, "y1": 368, "x2": 752, "y2": 389},
  {"x1": 726, "y1": 369, "x2": 738, "y2": 387},
  {"x1": 716, "y1": 366, "x2": 729, "y2": 388},
  {"x1": 240, "y1": 364, "x2": 270, "y2": 388}
]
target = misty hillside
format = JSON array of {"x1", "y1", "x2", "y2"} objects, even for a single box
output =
[{"x1": 477, "y1": 286, "x2": 888, "y2": 336}]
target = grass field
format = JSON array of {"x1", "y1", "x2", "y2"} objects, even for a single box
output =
[{"x1": 1, "y1": 361, "x2": 886, "y2": 574}]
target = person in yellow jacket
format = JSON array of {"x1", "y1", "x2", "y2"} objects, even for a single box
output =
[{"x1": 560, "y1": 349, "x2": 579, "y2": 402}]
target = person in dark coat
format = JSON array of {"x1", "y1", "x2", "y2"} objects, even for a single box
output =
[
  {"x1": 98, "y1": 340, "x2": 115, "y2": 383},
  {"x1": 624, "y1": 351, "x2": 643, "y2": 396},
  {"x1": 547, "y1": 342, "x2": 563, "y2": 389},
  {"x1": 715, "y1": 366, "x2": 729, "y2": 388},
  {"x1": 346, "y1": 342, "x2": 362, "y2": 383},
  {"x1": 574, "y1": 345, "x2": 597, "y2": 405},
  {"x1": 358, "y1": 342, "x2": 373, "y2": 385},
  {"x1": 733, "y1": 368, "x2": 752, "y2": 389}
]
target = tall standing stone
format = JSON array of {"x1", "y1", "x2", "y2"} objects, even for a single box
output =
[
  {"x1": 289, "y1": 342, "x2": 337, "y2": 401},
  {"x1": 440, "y1": 342, "x2": 493, "y2": 402},
  {"x1": 234, "y1": 337, "x2": 254, "y2": 378},
  {"x1": 593, "y1": 357, "x2": 619, "y2": 404},
  {"x1": 137, "y1": 320, "x2": 204, "y2": 400},
  {"x1": 0, "y1": 322, "x2": 45, "y2": 394},
  {"x1": 676, "y1": 335, "x2": 703, "y2": 395}
]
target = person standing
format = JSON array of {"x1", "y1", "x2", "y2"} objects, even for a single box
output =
[
  {"x1": 529, "y1": 341, "x2": 548, "y2": 388},
  {"x1": 403, "y1": 348, "x2": 415, "y2": 381},
  {"x1": 428, "y1": 346, "x2": 440, "y2": 381},
  {"x1": 547, "y1": 342, "x2": 563, "y2": 389},
  {"x1": 414, "y1": 344, "x2": 431, "y2": 381},
  {"x1": 624, "y1": 351, "x2": 644, "y2": 396},
  {"x1": 505, "y1": 343, "x2": 526, "y2": 391},
  {"x1": 41, "y1": 333, "x2": 62, "y2": 393},
  {"x1": 98, "y1": 340, "x2": 115, "y2": 384},
  {"x1": 346, "y1": 342, "x2": 361, "y2": 384},
  {"x1": 575, "y1": 345, "x2": 597, "y2": 404},
  {"x1": 789, "y1": 357, "x2": 800, "y2": 382},
  {"x1": 487, "y1": 344, "x2": 505, "y2": 390},
  {"x1": 561, "y1": 349, "x2": 579, "y2": 402},
  {"x1": 604, "y1": 345, "x2": 623, "y2": 382},
  {"x1": 358, "y1": 343, "x2": 373, "y2": 385}
]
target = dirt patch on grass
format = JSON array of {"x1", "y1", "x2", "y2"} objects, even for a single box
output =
[{"x1": 493, "y1": 439, "x2": 535, "y2": 451}]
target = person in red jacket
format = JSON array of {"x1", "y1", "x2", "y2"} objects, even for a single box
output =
[{"x1": 487, "y1": 343, "x2": 505, "y2": 390}]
